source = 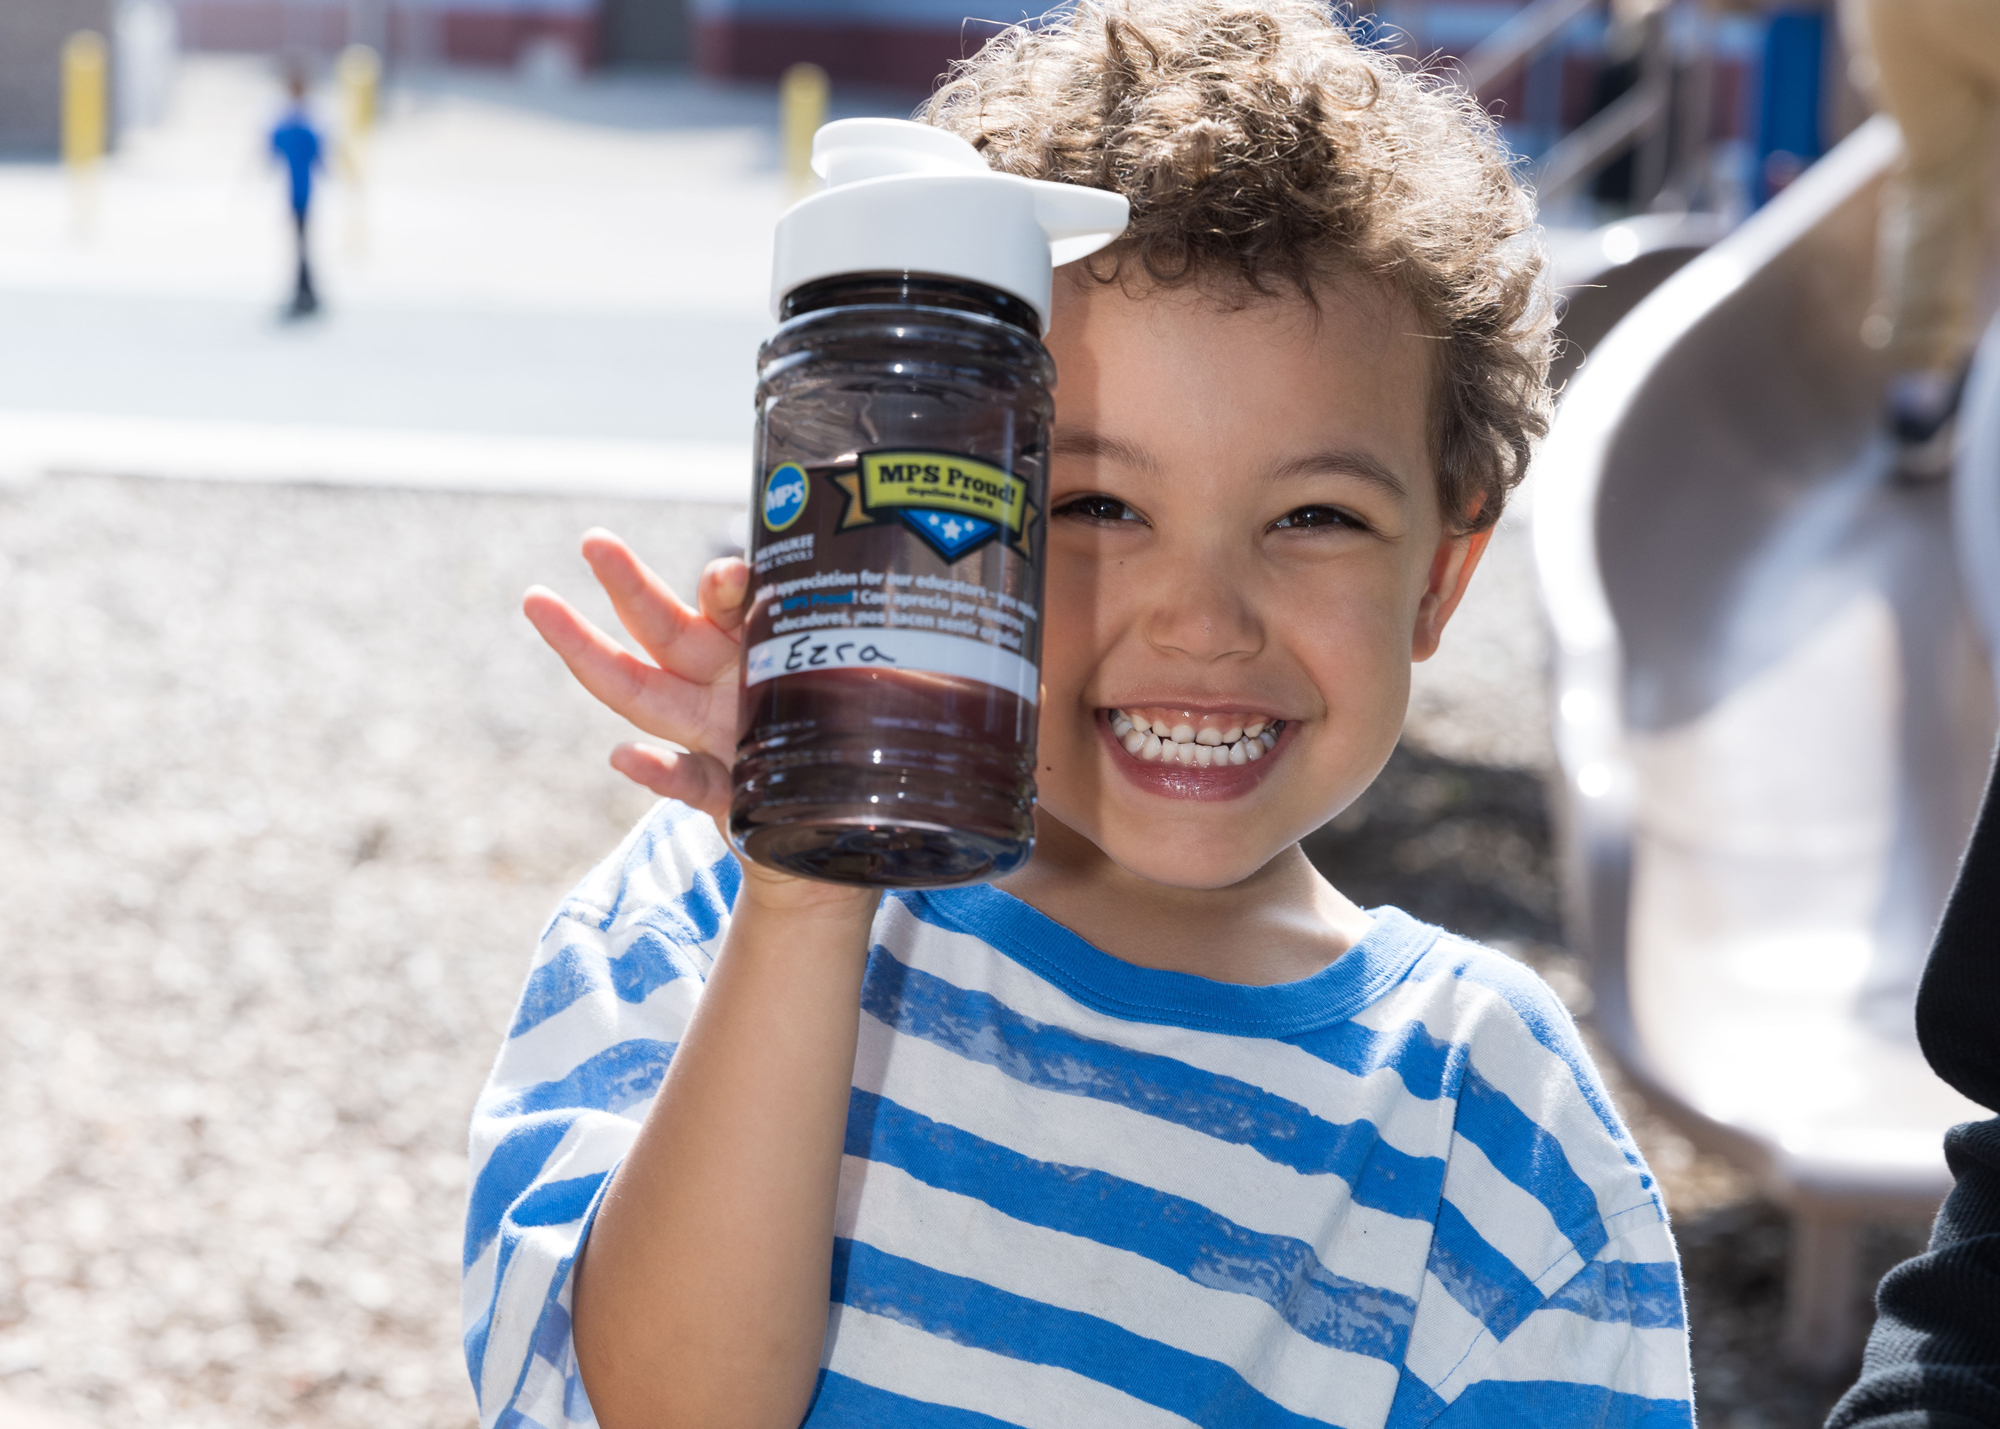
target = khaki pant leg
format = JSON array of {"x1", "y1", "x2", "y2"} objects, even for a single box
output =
[{"x1": 1865, "y1": 0, "x2": 2000, "y2": 371}]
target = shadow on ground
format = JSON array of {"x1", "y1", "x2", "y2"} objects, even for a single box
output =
[
  {"x1": 1302, "y1": 743, "x2": 1562, "y2": 944},
  {"x1": 1677, "y1": 1203, "x2": 1929, "y2": 1429},
  {"x1": 1305, "y1": 743, "x2": 1937, "y2": 1429}
]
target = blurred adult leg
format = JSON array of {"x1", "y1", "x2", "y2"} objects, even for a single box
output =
[{"x1": 1865, "y1": 0, "x2": 2000, "y2": 380}]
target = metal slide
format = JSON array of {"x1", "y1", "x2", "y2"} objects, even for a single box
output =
[
  {"x1": 1533, "y1": 116, "x2": 1995, "y2": 1370},
  {"x1": 1545, "y1": 212, "x2": 1730, "y2": 392},
  {"x1": 1956, "y1": 313, "x2": 2000, "y2": 665}
]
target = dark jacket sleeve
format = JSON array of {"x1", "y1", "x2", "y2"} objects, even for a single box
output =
[
  {"x1": 1825, "y1": 1120, "x2": 2000, "y2": 1429},
  {"x1": 1826, "y1": 744, "x2": 2000, "y2": 1429}
]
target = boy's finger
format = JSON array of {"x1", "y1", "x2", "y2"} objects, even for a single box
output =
[
  {"x1": 612, "y1": 746, "x2": 871, "y2": 906},
  {"x1": 523, "y1": 587, "x2": 719, "y2": 749},
  {"x1": 697, "y1": 557, "x2": 752, "y2": 636},
  {"x1": 581, "y1": 530, "x2": 739, "y2": 683},
  {"x1": 608, "y1": 743, "x2": 734, "y2": 822}
]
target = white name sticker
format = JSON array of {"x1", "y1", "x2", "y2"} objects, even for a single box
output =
[{"x1": 744, "y1": 628, "x2": 1040, "y2": 704}]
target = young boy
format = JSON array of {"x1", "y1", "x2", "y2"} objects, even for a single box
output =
[{"x1": 465, "y1": 2, "x2": 1695, "y2": 1424}]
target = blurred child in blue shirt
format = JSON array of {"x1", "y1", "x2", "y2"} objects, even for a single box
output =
[{"x1": 270, "y1": 66, "x2": 321, "y2": 321}]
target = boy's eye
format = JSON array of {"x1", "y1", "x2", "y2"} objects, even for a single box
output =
[
  {"x1": 1271, "y1": 505, "x2": 1366, "y2": 533},
  {"x1": 1054, "y1": 493, "x2": 1146, "y2": 525}
]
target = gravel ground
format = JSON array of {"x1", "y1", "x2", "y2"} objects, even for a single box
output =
[
  {"x1": 0, "y1": 472, "x2": 1930, "y2": 1427},
  {"x1": 0, "y1": 473, "x2": 725, "y2": 1428}
]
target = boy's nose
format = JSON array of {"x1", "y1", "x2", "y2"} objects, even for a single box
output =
[{"x1": 1139, "y1": 560, "x2": 1265, "y2": 663}]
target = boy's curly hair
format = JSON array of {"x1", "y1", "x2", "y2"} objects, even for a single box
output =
[{"x1": 920, "y1": 0, "x2": 1554, "y2": 532}]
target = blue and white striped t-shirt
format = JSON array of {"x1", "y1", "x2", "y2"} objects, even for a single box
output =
[{"x1": 465, "y1": 801, "x2": 1693, "y2": 1429}]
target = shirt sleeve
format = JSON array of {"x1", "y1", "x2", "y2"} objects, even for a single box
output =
[
  {"x1": 461, "y1": 801, "x2": 740, "y2": 1429},
  {"x1": 1389, "y1": 946, "x2": 1695, "y2": 1429}
]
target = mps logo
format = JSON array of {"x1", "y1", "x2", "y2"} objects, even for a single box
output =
[
  {"x1": 831, "y1": 451, "x2": 1037, "y2": 563},
  {"x1": 762, "y1": 462, "x2": 809, "y2": 532}
]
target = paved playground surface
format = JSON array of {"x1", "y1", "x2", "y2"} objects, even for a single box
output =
[{"x1": 0, "y1": 56, "x2": 871, "y2": 492}]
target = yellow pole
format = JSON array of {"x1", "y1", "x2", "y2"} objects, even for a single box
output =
[
  {"x1": 779, "y1": 63, "x2": 829, "y2": 203},
  {"x1": 62, "y1": 30, "x2": 109, "y2": 240},
  {"x1": 335, "y1": 44, "x2": 381, "y2": 256},
  {"x1": 337, "y1": 43, "x2": 380, "y2": 141}
]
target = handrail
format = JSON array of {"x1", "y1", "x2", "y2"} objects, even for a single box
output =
[
  {"x1": 1456, "y1": 0, "x2": 1603, "y2": 94},
  {"x1": 1535, "y1": 10, "x2": 1673, "y2": 204},
  {"x1": 1536, "y1": 85, "x2": 1666, "y2": 202},
  {"x1": 1445, "y1": 0, "x2": 1709, "y2": 215}
]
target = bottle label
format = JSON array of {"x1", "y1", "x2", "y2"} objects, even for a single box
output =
[{"x1": 744, "y1": 450, "x2": 1043, "y2": 704}]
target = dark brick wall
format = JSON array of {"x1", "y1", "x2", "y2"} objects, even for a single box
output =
[
  {"x1": 692, "y1": 14, "x2": 981, "y2": 88},
  {"x1": 0, "y1": 0, "x2": 115, "y2": 157},
  {"x1": 175, "y1": 1, "x2": 601, "y2": 68}
]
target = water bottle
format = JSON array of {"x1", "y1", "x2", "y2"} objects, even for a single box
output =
[{"x1": 730, "y1": 119, "x2": 1128, "y2": 886}]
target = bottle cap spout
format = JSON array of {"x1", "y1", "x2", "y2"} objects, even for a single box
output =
[
  {"x1": 1029, "y1": 182, "x2": 1132, "y2": 267},
  {"x1": 773, "y1": 117, "x2": 1131, "y2": 332},
  {"x1": 811, "y1": 117, "x2": 990, "y2": 185}
]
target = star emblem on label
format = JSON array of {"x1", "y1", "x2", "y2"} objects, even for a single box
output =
[{"x1": 903, "y1": 509, "x2": 998, "y2": 561}]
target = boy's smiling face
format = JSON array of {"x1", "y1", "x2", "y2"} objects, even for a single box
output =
[{"x1": 1032, "y1": 272, "x2": 1490, "y2": 892}]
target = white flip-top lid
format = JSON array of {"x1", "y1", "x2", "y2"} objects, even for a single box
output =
[{"x1": 771, "y1": 118, "x2": 1130, "y2": 333}]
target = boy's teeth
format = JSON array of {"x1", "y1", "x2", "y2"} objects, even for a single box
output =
[{"x1": 1109, "y1": 708, "x2": 1283, "y2": 765}]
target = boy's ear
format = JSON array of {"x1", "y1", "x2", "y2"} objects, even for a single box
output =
[{"x1": 1411, "y1": 506, "x2": 1493, "y2": 662}]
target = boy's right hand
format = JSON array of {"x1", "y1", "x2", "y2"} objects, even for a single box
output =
[
  {"x1": 525, "y1": 527, "x2": 745, "y2": 818},
  {"x1": 524, "y1": 529, "x2": 863, "y2": 909}
]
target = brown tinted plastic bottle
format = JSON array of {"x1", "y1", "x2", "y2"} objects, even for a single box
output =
[{"x1": 730, "y1": 275, "x2": 1055, "y2": 886}]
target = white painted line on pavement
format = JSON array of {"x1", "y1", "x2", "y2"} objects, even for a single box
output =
[{"x1": 0, "y1": 410, "x2": 752, "y2": 503}]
